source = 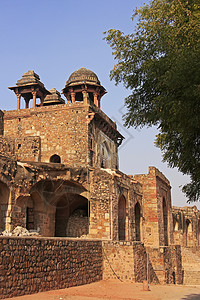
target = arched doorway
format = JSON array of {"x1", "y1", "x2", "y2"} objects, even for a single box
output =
[
  {"x1": 0, "y1": 181, "x2": 10, "y2": 232},
  {"x1": 50, "y1": 154, "x2": 61, "y2": 163},
  {"x1": 26, "y1": 197, "x2": 34, "y2": 230},
  {"x1": 163, "y1": 197, "x2": 168, "y2": 246},
  {"x1": 173, "y1": 218, "x2": 179, "y2": 232},
  {"x1": 135, "y1": 202, "x2": 141, "y2": 241},
  {"x1": 186, "y1": 219, "x2": 192, "y2": 247},
  {"x1": 118, "y1": 195, "x2": 126, "y2": 240},
  {"x1": 100, "y1": 141, "x2": 110, "y2": 169},
  {"x1": 173, "y1": 216, "x2": 179, "y2": 244}
]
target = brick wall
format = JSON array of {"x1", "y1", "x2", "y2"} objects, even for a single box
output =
[
  {"x1": 89, "y1": 169, "x2": 113, "y2": 239},
  {"x1": 0, "y1": 237, "x2": 103, "y2": 299},
  {"x1": 134, "y1": 167, "x2": 174, "y2": 247}
]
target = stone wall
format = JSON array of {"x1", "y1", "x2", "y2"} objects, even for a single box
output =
[
  {"x1": 102, "y1": 241, "x2": 182, "y2": 285},
  {"x1": 146, "y1": 245, "x2": 182, "y2": 285},
  {"x1": 66, "y1": 211, "x2": 89, "y2": 237},
  {"x1": 0, "y1": 137, "x2": 15, "y2": 159},
  {"x1": 103, "y1": 241, "x2": 147, "y2": 282},
  {"x1": 0, "y1": 237, "x2": 103, "y2": 299},
  {"x1": 15, "y1": 136, "x2": 41, "y2": 162},
  {"x1": 4, "y1": 104, "x2": 89, "y2": 167}
]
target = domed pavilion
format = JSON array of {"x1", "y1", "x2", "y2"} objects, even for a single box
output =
[{"x1": 62, "y1": 67, "x2": 107, "y2": 108}]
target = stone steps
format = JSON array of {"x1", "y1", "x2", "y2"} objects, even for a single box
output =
[{"x1": 181, "y1": 247, "x2": 200, "y2": 285}]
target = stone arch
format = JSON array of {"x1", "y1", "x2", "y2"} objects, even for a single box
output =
[
  {"x1": 118, "y1": 194, "x2": 126, "y2": 240},
  {"x1": 29, "y1": 179, "x2": 88, "y2": 237},
  {"x1": 100, "y1": 141, "x2": 110, "y2": 169},
  {"x1": 0, "y1": 181, "x2": 10, "y2": 232},
  {"x1": 50, "y1": 154, "x2": 61, "y2": 163},
  {"x1": 135, "y1": 202, "x2": 141, "y2": 241},
  {"x1": 163, "y1": 197, "x2": 168, "y2": 246},
  {"x1": 186, "y1": 219, "x2": 192, "y2": 247},
  {"x1": 173, "y1": 216, "x2": 179, "y2": 231}
]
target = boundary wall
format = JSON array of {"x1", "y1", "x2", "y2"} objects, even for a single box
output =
[
  {"x1": 0, "y1": 237, "x2": 102, "y2": 299},
  {"x1": 0, "y1": 237, "x2": 182, "y2": 299}
]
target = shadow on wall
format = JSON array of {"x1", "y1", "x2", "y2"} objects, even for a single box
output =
[
  {"x1": 148, "y1": 258, "x2": 160, "y2": 284},
  {"x1": 181, "y1": 294, "x2": 200, "y2": 300},
  {"x1": 0, "y1": 181, "x2": 10, "y2": 232}
]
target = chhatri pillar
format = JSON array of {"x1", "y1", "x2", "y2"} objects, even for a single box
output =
[
  {"x1": 82, "y1": 90, "x2": 89, "y2": 104},
  {"x1": 93, "y1": 92, "x2": 98, "y2": 106},
  {"x1": 32, "y1": 91, "x2": 37, "y2": 108},
  {"x1": 16, "y1": 93, "x2": 21, "y2": 110},
  {"x1": 71, "y1": 92, "x2": 76, "y2": 103}
]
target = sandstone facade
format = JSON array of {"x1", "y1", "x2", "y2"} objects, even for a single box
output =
[{"x1": 0, "y1": 68, "x2": 199, "y2": 298}]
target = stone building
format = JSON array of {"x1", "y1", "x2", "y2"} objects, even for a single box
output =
[{"x1": 0, "y1": 68, "x2": 199, "y2": 298}]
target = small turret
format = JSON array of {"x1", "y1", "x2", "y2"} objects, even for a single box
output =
[{"x1": 9, "y1": 70, "x2": 50, "y2": 109}]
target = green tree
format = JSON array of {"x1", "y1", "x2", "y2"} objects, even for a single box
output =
[{"x1": 104, "y1": 0, "x2": 200, "y2": 202}]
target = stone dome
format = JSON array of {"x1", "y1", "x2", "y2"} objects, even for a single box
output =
[{"x1": 66, "y1": 67, "x2": 100, "y2": 85}]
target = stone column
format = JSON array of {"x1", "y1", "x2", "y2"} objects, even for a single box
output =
[
  {"x1": 32, "y1": 91, "x2": 37, "y2": 108},
  {"x1": 71, "y1": 92, "x2": 76, "y2": 103},
  {"x1": 93, "y1": 93, "x2": 98, "y2": 106},
  {"x1": 16, "y1": 93, "x2": 21, "y2": 110},
  {"x1": 82, "y1": 91, "x2": 88, "y2": 104},
  {"x1": 98, "y1": 98, "x2": 101, "y2": 109},
  {"x1": 40, "y1": 96, "x2": 44, "y2": 106}
]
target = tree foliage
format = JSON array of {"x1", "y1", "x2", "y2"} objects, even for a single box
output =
[{"x1": 104, "y1": 0, "x2": 200, "y2": 202}]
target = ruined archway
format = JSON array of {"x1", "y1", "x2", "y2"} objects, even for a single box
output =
[
  {"x1": 29, "y1": 179, "x2": 88, "y2": 237},
  {"x1": 135, "y1": 202, "x2": 141, "y2": 241},
  {"x1": 0, "y1": 181, "x2": 10, "y2": 232},
  {"x1": 163, "y1": 197, "x2": 168, "y2": 246},
  {"x1": 118, "y1": 195, "x2": 126, "y2": 240}
]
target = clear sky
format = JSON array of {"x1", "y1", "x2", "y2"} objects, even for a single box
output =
[{"x1": 0, "y1": 0, "x2": 198, "y2": 209}]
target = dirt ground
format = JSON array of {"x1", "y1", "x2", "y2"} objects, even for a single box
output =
[{"x1": 4, "y1": 280, "x2": 200, "y2": 300}]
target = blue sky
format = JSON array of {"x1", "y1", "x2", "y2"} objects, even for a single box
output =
[{"x1": 0, "y1": 0, "x2": 198, "y2": 208}]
